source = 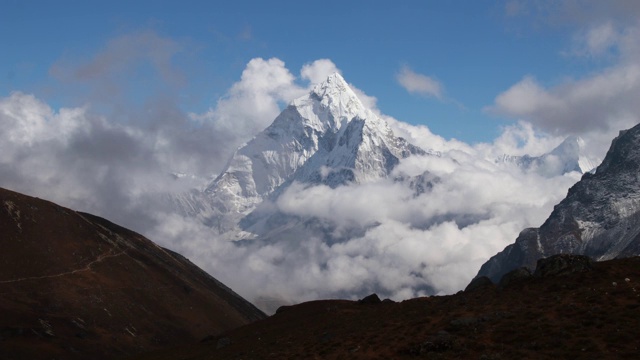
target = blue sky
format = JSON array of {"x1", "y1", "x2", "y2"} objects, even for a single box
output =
[{"x1": 1, "y1": 1, "x2": 638, "y2": 145}]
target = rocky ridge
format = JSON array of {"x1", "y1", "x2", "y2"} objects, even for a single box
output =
[{"x1": 478, "y1": 123, "x2": 640, "y2": 282}]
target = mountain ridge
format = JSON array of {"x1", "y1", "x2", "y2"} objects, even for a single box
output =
[{"x1": 478, "y1": 123, "x2": 640, "y2": 282}]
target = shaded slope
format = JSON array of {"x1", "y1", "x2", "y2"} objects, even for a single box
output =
[
  {"x1": 132, "y1": 256, "x2": 640, "y2": 359},
  {"x1": 0, "y1": 187, "x2": 265, "y2": 360}
]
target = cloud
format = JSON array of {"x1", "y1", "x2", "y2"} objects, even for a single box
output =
[
  {"x1": 0, "y1": 43, "x2": 346, "y2": 239},
  {"x1": 492, "y1": 67, "x2": 640, "y2": 132},
  {"x1": 159, "y1": 141, "x2": 581, "y2": 312},
  {"x1": 576, "y1": 22, "x2": 620, "y2": 57},
  {"x1": 478, "y1": 121, "x2": 565, "y2": 158},
  {"x1": 396, "y1": 65, "x2": 444, "y2": 99},
  {"x1": 237, "y1": 25, "x2": 253, "y2": 41},
  {"x1": 301, "y1": 59, "x2": 342, "y2": 85},
  {"x1": 193, "y1": 57, "x2": 307, "y2": 145},
  {"x1": 0, "y1": 42, "x2": 312, "y2": 234},
  {"x1": 385, "y1": 115, "x2": 473, "y2": 154},
  {"x1": 49, "y1": 30, "x2": 186, "y2": 109},
  {"x1": 492, "y1": 72, "x2": 638, "y2": 162},
  {"x1": 502, "y1": 1, "x2": 640, "y2": 65},
  {"x1": 490, "y1": 3, "x2": 640, "y2": 162}
]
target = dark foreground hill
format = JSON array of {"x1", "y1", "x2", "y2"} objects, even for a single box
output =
[
  {"x1": 0, "y1": 187, "x2": 265, "y2": 360},
  {"x1": 133, "y1": 255, "x2": 640, "y2": 360}
]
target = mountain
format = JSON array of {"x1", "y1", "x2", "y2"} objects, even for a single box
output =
[
  {"x1": 171, "y1": 73, "x2": 428, "y2": 238},
  {"x1": 0, "y1": 187, "x2": 265, "y2": 360},
  {"x1": 132, "y1": 255, "x2": 640, "y2": 360},
  {"x1": 478, "y1": 123, "x2": 640, "y2": 282},
  {"x1": 495, "y1": 135, "x2": 601, "y2": 176}
]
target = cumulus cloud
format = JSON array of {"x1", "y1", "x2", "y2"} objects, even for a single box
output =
[
  {"x1": 192, "y1": 57, "x2": 307, "y2": 145},
  {"x1": 301, "y1": 59, "x2": 342, "y2": 84},
  {"x1": 385, "y1": 115, "x2": 473, "y2": 154},
  {"x1": 491, "y1": 65, "x2": 640, "y2": 138},
  {"x1": 396, "y1": 65, "x2": 444, "y2": 99}
]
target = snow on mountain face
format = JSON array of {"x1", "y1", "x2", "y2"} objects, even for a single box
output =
[
  {"x1": 496, "y1": 136, "x2": 601, "y2": 176},
  {"x1": 175, "y1": 73, "x2": 427, "y2": 235},
  {"x1": 478, "y1": 123, "x2": 640, "y2": 282}
]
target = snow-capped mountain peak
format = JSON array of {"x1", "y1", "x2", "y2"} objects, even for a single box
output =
[
  {"x1": 289, "y1": 72, "x2": 368, "y2": 133},
  {"x1": 549, "y1": 135, "x2": 598, "y2": 174},
  {"x1": 179, "y1": 73, "x2": 425, "y2": 235}
]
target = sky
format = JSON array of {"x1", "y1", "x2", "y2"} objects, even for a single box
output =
[
  {"x1": 3, "y1": 0, "x2": 637, "y2": 144},
  {"x1": 2, "y1": 0, "x2": 640, "y2": 311}
]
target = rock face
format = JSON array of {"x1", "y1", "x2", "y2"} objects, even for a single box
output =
[
  {"x1": 463, "y1": 276, "x2": 493, "y2": 292},
  {"x1": 0, "y1": 187, "x2": 265, "y2": 360},
  {"x1": 533, "y1": 254, "x2": 594, "y2": 278},
  {"x1": 478, "y1": 123, "x2": 640, "y2": 282},
  {"x1": 170, "y1": 73, "x2": 429, "y2": 239}
]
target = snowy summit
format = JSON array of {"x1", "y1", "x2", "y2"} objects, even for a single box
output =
[{"x1": 172, "y1": 73, "x2": 425, "y2": 236}]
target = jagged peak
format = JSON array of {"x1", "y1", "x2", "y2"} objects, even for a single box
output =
[
  {"x1": 311, "y1": 72, "x2": 351, "y2": 97},
  {"x1": 550, "y1": 135, "x2": 584, "y2": 155},
  {"x1": 550, "y1": 135, "x2": 601, "y2": 174},
  {"x1": 289, "y1": 72, "x2": 368, "y2": 132},
  {"x1": 310, "y1": 72, "x2": 364, "y2": 111},
  {"x1": 595, "y1": 124, "x2": 640, "y2": 174}
]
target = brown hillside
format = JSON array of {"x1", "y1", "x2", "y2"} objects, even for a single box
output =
[{"x1": 0, "y1": 187, "x2": 265, "y2": 360}]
